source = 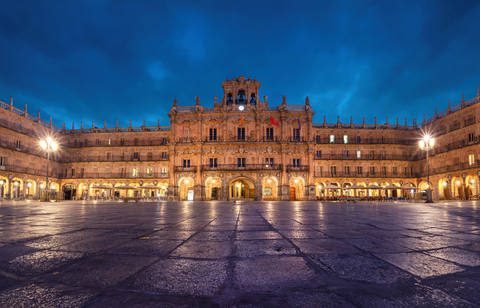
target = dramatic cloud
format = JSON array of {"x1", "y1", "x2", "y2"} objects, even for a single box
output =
[{"x1": 0, "y1": 0, "x2": 479, "y2": 128}]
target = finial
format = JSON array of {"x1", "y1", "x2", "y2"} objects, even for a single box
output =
[
  {"x1": 323, "y1": 115, "x2": 326, "y2": 124},
  {"x1": 157, "y1": 119, "x2": 159, "y2": 127},
  {"x1": 173, "y1": 98, "x2": 177, "y2": 107},
  {"x1": 405, "y1": 118, "x2": 407, "y2": 126},
  {"x1": 423, "y1": 114, "x2": 425, "y2": 123},
  {"x1": 337, "y1": 116, "x2": 340, "y2": 123},
  {"x1": 129, "y1": 120, "x2": 132, "y2": 128},
  {"x1": 374, "y1": 117, "x2": 377, "y2": 125},
  {"x1": 104, "y1": 121, "x2": 106, "y2": 128},
  {"x1": 50, "y1": 117, "x2": 52, "y2": 124},
  {"x1": 363, "y1": 117, "x2": 365, "y2": 125},
  {"x1": 386, "y1": 117, "x2": 389, "y2": 125},
  {"x1": 435, "y1": 106, "x2": 437, "y2": 115},
  {"x1": 350, "y1": 116, "x2": 353, "y2": 124},
  {"x1": 305, "y1": 96, "x2": 310, "y2": 105},
  {"x1": 462, "y1": 92, "x2": 465, "y2": 102},
  {"x1": 116, "y1": 120, "x2": 119, "y2": 128},
  {"x1": 72, "y1": 122, "x2": 75, "y2": 130},
  {"x1": 226, "y1": 77, "x2": 229, "y2": 81},
  {"x1": 143, "y1": 119, "x2": 145, "y2": 126},
  {"x1": 195, "y1": 95, "x2": 200, "y2": 105},
  {"x1": 24, "y1": 103, "x2": 27, "y2": 113},
  {"x1": 448, "y1": 99, "x2": 450, "y2": 109},
  {"x1": 10, "y1": 96, "x2": 13, "y2": 105},
  {"x1": 92, "y1": 121, "x2": 94, "y2": 129},
  {"x1": 38, "y1": 110, "x2": 40, "y2": 119},
  {"x1": 81, "y1": 121, "x2": 83, "y2": 129},
  {"x1": 477, "y1": 86, "x2": 479, "y2": 96}
]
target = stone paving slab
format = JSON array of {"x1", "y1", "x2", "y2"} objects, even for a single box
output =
[{"x1": 0, "y1": 200, "x2": 480, "y2": 307}]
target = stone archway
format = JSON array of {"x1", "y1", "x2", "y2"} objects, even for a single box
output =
[
  {"x1": 229, "y1": 177, "x2": 255, "y2": 199},
  {"x1": 179, "y1": 177, "x2": 195, "y2": 201},
  {"x1": 205, "y1": 176, "x2": 222, "y2": 201},
  {"x1": 261, "y1": 176, "x2": 278, "y2": 201},
  {"x1": 289, "y1": 177, "x2": 305, "y2": 201}
]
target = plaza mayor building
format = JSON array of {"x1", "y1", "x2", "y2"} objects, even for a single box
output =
[{"x1": 0, "y1": 76, "x2": 479, "y2": 201}]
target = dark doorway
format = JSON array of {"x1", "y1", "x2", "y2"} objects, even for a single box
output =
[
  {"x1": 64, "y1": 185, "x2": 74, "y2": 200},
  {"x1": 211, "y1": 187, "x2": 220, "y2": 200}
]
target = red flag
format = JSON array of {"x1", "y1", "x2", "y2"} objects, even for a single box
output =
[{"x1": 270, "y1": 116, "x2": 279, "y2": 127}]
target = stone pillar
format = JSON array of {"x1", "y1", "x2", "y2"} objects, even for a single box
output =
[
  {"x1": 86, "y1": 181, "x2": 91, "y2": 198},
  {"x1": 221, "y1": 178, "x2": 228, "y2": 201},
  {"x1": 6, "y1": 178, "x2": 12, "y2": 200},
  {"x1": 255, "y1": 178, "x2": 262, "y2": 201},
  {"x1": 281, "y1": 185, "x2": 290, "y2": 201},
  {"x1": 22, "y1": 177, "x2": 27, "y2": 199},
  {"x1": 168, "y1": 185, "x2": 178, "y2": 199},
  {"x1": 194, "y1": 185, "x2": 205, "y2": 201},
  {"x1": 280, "y1": 115, "x2": 286, "y2": 140}
]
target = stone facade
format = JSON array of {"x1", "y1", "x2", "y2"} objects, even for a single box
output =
[{"x1": 1, "y1": 78, "x2": 479, "y2": 201}]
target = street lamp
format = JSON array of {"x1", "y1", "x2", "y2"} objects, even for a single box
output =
[
  {"x1": 419, "y1": 135, "x2": 434, "y2": 203},
  {"x1": 40, "y1": 137, "x2": 58, "y2": 190}
]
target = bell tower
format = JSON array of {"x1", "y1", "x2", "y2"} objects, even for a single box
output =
[{"x1": 217, "y1": 76, "x2": 264, "y2": 110}]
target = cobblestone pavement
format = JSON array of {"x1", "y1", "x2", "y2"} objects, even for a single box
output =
[{"x1": 0, "y1": 200, "x2": 479, "y2": 307}]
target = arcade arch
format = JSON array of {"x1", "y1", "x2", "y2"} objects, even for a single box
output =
[
  {"x1": 205, "y1": 177, "x2": 222, "y2": 201},
  {"x1": 179, "y1": 177, "x2": 195, "y2": 201},
  {"x1": 289, "y1": 177, "x2": 305, "y2": 200},
  {"x1": 261, "y1": 176, "x2": 278, "y2": 201},
  {"x1": 229, "y1": 176, "x2": 255, "y2": 199}
]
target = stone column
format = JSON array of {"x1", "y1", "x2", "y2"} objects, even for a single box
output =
[
  {"x1": 194, "y1": 147, "x2": 204, "y2": 201},
  {"x1": 280, "y1": 115, "x2": 286, "y2": 140},
  {"x1": 255, "y1": 177, "x2": 262, "y2": 201},
  {"x1": 86, "y1": 180, "x2": 91, "y2": 198},
  {"x1": 22, "y1": 177, "x2": 27, "y2": 199},
  {"x1": 221, "y1": 178, "x2": 228, "y2": 201},
  {"x1": 307, "y1": 148, "x2": 316, "y2": 200},
  {"x1": 6, "y1": 178, "x2": 12, "y2": 200},
  {"x1": 281, "y1": 148, "x2": 289, "y2": 200}
]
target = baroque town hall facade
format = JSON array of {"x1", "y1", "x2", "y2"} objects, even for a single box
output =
[{"x1": 0, "y1": 76, "x2": 479, "y2": 201}]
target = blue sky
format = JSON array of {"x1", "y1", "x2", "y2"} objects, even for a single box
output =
[{"x1": 1, "y1": 0, "x2": 479, "y2": 128}]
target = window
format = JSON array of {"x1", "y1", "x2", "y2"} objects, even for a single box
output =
[
  {"x1": 316, "y1": 166, "x2": 322, "y2": 175},
  {"x1": 316, "y1": 150, "x2": 321, "y2": 158},
  {"x1": 410, "y1": 167, "x2": 413, "y2": 176},
  {"x1": 80, "y1": 168, "x2": 84, "y2": 177},
  {"x1": 250, "y1": 93, "x2": 256, "y2": 105},
  {"x1": 132, "y1": 168, "x2": 138, "y2": 177},
  {"x1": 106, "y1": 153, "x2": 112, "y2": 161},
  {"x1": 147, "y1": 152, "x2": 152, "y2": 160},
  {"x1": 133, "y1": 152, "x2": 139, "y2": 160},
  {"x1": 120, "y1": 138, "x2": 124, "y2": 145},
  {"x1": 381, "y1": 150, "x2": 386, "y2": 159},
  {"x1": 344, "y1": 166, "x2": 350, "y2": 175},
  {"x1": 238, "y1": 127, "x2": 245, "y2": 140},
  {"x1": 162, "y1": 137, "x2": 168, "y2": 145},
  {"x1": 356, "y1": 151, "x2": 361, "y2": 158},
  {"x1": 64, "y1": 168, "x2": 67, "y2": 177},
  {"x1": 95, "y1": 139, "x2": 100, "y2": 145},
  {"x1": 0, "y1": 157, "x2": 6, "y2": 166},
  {"x1": 329, "y1": 135, "x2": 335, "y2": 143},
  {"x1": 162, "y1": 152, "x2": 168, "y2": 159},
  {"x1": 371, "y1": 151, "x2": 374, "y2": 159},
  {"x1": 16, "y1": 140, "x2": 21, "y2": 149},
  {"x1": 134, "y1": 138, "x2": 139, "y2": 146},
  {"x1": 343, "y1": 135, "x2": 348, "y2": 144},
  {"x1": 183, "y1": 159, "x2": 190, "y2": 167},
  {"x1": 469, "y1": 133, "x2": 475, "y2": 143},
  {"x1": 18, "y1": 124, "x2": 21, "y2": 131},
  {"x1": 265, "y1": 158, "x2": 274, "y2": 167},
  {"x1": 237, "y1": 158, "x2": 246, "y2": 167},
  {"x1": 227, "y1": 93, "x2": 233, "y2": 105},
  {"x1": 393, "y1": 167, "x2": 397, "y2": 175},
  {"x1": 146, "y1": 168, "x2": 153, "y2": 176},
  {"x1": 210, "y1": 128, "x2": 217, "y2": 141},
  {"x1": 316, "y1": 135, "x2": 321, "y2": 143},
  {"x1": 108, "y1": 138, "x2": 111, "y2": 145},
  {"x1": 84, "y1": 139, "x2": 88, "y2": 146},
  {"x1": 469, "y1": 154, "x2": 475, "y2": 165},
  {"x1": 344, "y1": 151, "x2": 348, "y2": 158},
  {"x1": 293, "y1": 158, "x2": 300, "y2": 167},
  {"x1": 382, "y1": 167, "x2": 386, "y2": 176},
  {"x1": 71, "y1": 169, "x2": 75, "y2": 176},
  {"x1": 266, "y1": 127, "x2": 274, "y2": 140},
  {"x1": 370, "y1": 167, "x2": 375, "y2": 175},
  {"x1": 404, "y1": 167, "x2": 408, "y2": 175},
  {"x1": 330, "y1": 166, "x2": 336, "y2": 176},
  {"x1": 357, "y1": 166, "x2": 362, "y2": 175},
  {"x1": 161, "y1": 168, "x2": 168, "y2": 176},
  {"x1": 210, "y1": 158, "x2": 218, "y2": 167},
  {"x1": 293, "y1": 128, "x2": 300, "y2": 141},
  {"x1": 356, "y1": 136, "x2": 361, "y2": 143}
]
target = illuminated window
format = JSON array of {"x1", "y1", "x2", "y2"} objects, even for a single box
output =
[
  {"x1": 343, "y1": 135, "x2": 348, "y2": 144},
  {"x1": 132, "y1": 168, "x2": 138, "y2": 177},
  {"x1": 329, "y1": 135, "x2": 335, "y2": 143},
  {"x1": 469, "y1": 154, "x2": 475, "y2": 165},
  {"x1": 146, "y1": 168, "x2": 153, "y2": 176},
  {"x1": 356, "y1": 151, "x2": 361, "y2": 158}
]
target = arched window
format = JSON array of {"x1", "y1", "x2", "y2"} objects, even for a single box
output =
[
  {"x1": 227, "y1": 93, "x2": 233, "y2": 105},
  {"x1": 250, "y1": 93, "x2": 256, "y2": 105},
  {"x1": 237, "y1": 90, "x2": 245, "y2": 104}
]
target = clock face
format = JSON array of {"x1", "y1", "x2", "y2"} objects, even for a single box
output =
[{"x1": 238, "y1": 105, "x2": 244, "y2": 111}]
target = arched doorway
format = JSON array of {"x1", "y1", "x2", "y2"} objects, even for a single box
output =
[
  {"x1": 206, "y1": 177, "x2": 221, "y2": 201},
  {"x1": 0, "y1": 177, "x2": 7, "y2": 199},
  {"x1": 179, "y1": 177, "x2": 194, "y2": 201},
  {"x1": 63, "y1": 184, "x2": 75, "y2": 200},
  {"x1": 262, "y1": 176, "x2": 278, "y2": 201},
  {"x1": 11, "y1": 179, "x2": 22, "y2": 199},
  {"x1": 229, "y1": 177, "x2": 255, "y2": 199},
  {"x1": 289, "y1": 177, "x2": 305, "y2": 201}
]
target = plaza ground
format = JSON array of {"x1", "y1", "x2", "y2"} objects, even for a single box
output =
[{"x1": 0, "y1": 200, "x2": 479, "y2": 307}]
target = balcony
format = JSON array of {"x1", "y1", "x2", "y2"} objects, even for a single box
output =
[
  {"x1": 61, "y1": 154, "x2": 169, "y2": 163},
  {"x1": 67, "y1": 139, "x2": 169, "y2": 148},
  {"x1": 201, "y1": 164, "x2": 282, "y2": 171},
  {"x1": 314, "y1": 154, "x2": 415, "y2": 161},
  {"x1": 314, "y1": 171, "x2": 419, "y2": 178},
  {"x1": 174, "y1": 166, "x2": 197, "y2": 173},
  {"x1": 315, "y1": 138, "x2": 417, "y2": 146},
  {"x1": 57, "y1": 172, "x2": 169, "y2": 179},
  {"x1": 287, "y1": 165, "x2": 308, "y2": 172}
]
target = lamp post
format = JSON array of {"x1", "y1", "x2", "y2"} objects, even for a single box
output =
[
  {"x1": 40, "y1": 137, "x2": 58, "y2": 190},
  {"x1": 419, "y1": 135, "x2": 434, "y2": 203}
]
